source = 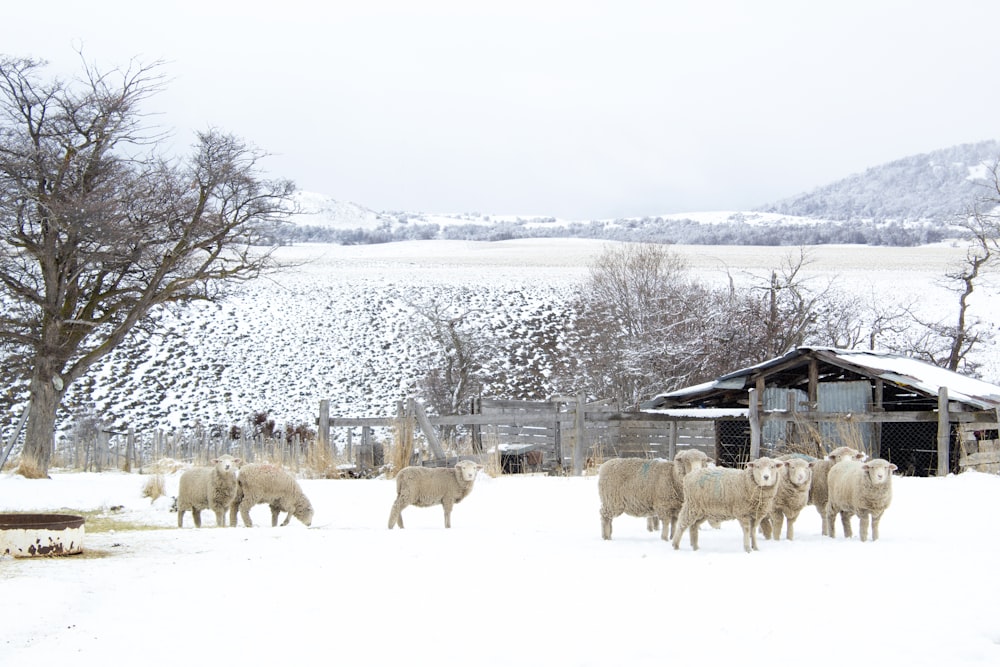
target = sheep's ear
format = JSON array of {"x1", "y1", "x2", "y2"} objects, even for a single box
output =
[
  {"x1": 774, "y1": 461, "x2": 785, "y2": 468},
  {"x1": 854, "y1": 452, "x2": 865, "y2": 460},
  {"x1": 807, "y1": 461, "x2": 816, "y2": 468},
  {"x1": 889, "y1": 463, "x2": 898, "y2": 471}
]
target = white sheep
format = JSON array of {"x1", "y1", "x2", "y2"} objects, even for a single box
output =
[
  {"x1": 230, "y1": 462, "x2": 314, "y2": 527},
  {"x1": 387, "y1": 460, "x2": 480, "y2": 529},
  {"x1": 760, "y1": 457, "x2": 814, "y2": 540},
  {"x1": 824, "y1": 458, "x2": 897, "y2": 541},
  {"x1": 176, "y1": 455, "x2": 241, "y2": 528},
  {"x1": 788, "y1": 446, "x2": 865, "y2": 535},
  {"x1": 672, "y1": 456, "x2": 784, "y2": 553},
  {"x1": 598, "y1": 449, "x2": 710, "y2": 541}
]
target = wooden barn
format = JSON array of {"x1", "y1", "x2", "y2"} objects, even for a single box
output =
[{"x1": 640, "y1": 347, "x2": 1000, "y2": 476}]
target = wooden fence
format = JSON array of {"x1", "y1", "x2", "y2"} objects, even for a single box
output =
[{"x1": 322, "y1": 396, "x2": 720, "y2": 475}]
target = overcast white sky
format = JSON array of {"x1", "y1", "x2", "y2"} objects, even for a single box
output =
[{"x1": 5, "y1": 0, "x2": 1000, "y2": 219}]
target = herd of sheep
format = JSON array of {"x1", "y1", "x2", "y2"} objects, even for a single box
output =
[
  {"x1": 600, "y1": 446, "x2": 897, "y2": 553},
  {"x1": 174, "y1": 447, "x2": 897, "y2": 552}
]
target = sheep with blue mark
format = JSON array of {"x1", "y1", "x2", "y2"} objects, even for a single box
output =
[
  {"x1": 598, "y1": 449, "x2": 710, "y2": 541},
  {"x1": 672, "y1": 456, "x2": 784, "y2": 553}
]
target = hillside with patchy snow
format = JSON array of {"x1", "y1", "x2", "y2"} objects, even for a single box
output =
[{"x1": 12, "y1": 239, "x2": 990, "y2": 446}]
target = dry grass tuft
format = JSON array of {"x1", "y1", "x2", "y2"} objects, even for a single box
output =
[
  {"x1": 14, "y1": 457, "x2": 47, "y2": 479},
  {"x1": 303, "y1": 441, "x2": 346, "y2": 479},
  {"x1": 386, "y1": 417, "x2": 417, "y2": 479}
]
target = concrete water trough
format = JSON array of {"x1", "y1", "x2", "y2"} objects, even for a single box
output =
[{"x1": 0, "y1": 513, "x2": 85, "y2": 557}]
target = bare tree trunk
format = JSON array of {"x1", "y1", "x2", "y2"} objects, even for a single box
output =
[{"x1": 18, "y1": 367, "x2": 62, "y2": 478}]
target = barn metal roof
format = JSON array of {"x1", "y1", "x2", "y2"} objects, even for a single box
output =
[{"x1": 643, "y1": 346, "x2": 1000, "y2": 411}]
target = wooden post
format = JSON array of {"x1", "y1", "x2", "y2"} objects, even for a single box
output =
[
  {"x1": 667, "y1": 421, "x2": 677, "y2": 460},
  {"x1": 937, "y1": 387, "x2": 950, "y2": 477},
  {"x1": 412, "y1": 399, "x2": 446, "y2": 460},
  {"x1": 749, "y1": 387, "x2": 760, "y2": 460},
  {"x1": 318, "y1": 399, "x2": 330, "y2": 455},
  {"x1": 872, "y1": 379, "x2": 884, "y2": 459},
  {"x1": 573, "y1": 393, "x2": 586, "y2": 476}
]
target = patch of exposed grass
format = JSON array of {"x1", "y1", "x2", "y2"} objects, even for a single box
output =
[{"x1": 49, "y1": 508, "x2": 164, "y2": 533}]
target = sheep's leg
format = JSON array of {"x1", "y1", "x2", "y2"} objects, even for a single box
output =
[
  {"x1": 600, "y1": 507, "x2": 615, "y2": 540},
  {"x1": 442, "y1": 499, "x2": 454, "y2": 528},
  {"x1": 739, "y1": 517, "x2": 754, "y2": 553},
  {"x1": 871, "y1": 512, "x2": 882, "y2": 541},
  {"x1": 646, "y1": 516, "x2": 660, "y2": 533},
  {"x1": 824, "y1": 504, "x2": 836, "y2": 538},
  {"x1": 760, "y1": 514, "x2": 773, "y2": 540},
  {"x1": 817, "y1": 505, "x2": 830, "y2": 536},
  {"x1": 192, "y1": 510, "x2": 202, "y2": 528},
  {"x1": 671, "y1": 518, "x2": 689, "y2": 550},
  {"x1": 668, "y1": 515, "x2": 679, "y2": 541},
  {"x1": 786, "y1": 515, "x2": 796, "y2": 540},
  {"x1": 689, "y1": 519, "x2": 703, "y2": 551},
  {"x1": 240, "y1": 500, "x2": 254, "y2": 528},
  {"x1": 214, "y1": 509, "x2": 226, "y2": 527},
  {"x1": 228, "y1": 503, "x2": 239, "y2": 527},
  {"x1": 858, "y1": 510, "x2": 870, "y2": 542},
  {"x1": 840, "y1": 511, "x2": 853, "y2": 538},
  {"x1": 270, "y1": 504, "x2": 281, "y2": 527},
  {"x1": 388, "y1": 498, "x2": 406, "y2": 529},
  {"x1": 177, "y1": 509, "x2": 186, "y2": 528}
]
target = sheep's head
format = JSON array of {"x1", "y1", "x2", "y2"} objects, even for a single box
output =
[
  {"x1": 455, "y1": 460, "x2": 480, "y2": 483},
  {"x1": 783, "y1": 458, "x2": 813, "y2": 487},
  {"x1": 861, "y1": 459, "x2": 897, "y2": 485},
  {"x1": 294, "y1": 496, "x2": 314, "y2": 527},
  {"x1": 675, "y1": 449, "x2": 709, "y2": 476},
  {"x1": 212, "y1": 455, "x2": 241, "y2": 474},
  {"x1": 746, "y1": 457, "x2": 783, "y2": 487},
  {"x1": 827, "y1": 446, "x2": 865, "y2": 463}
]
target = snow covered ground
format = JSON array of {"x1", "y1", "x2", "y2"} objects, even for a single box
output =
[{"x1": 1, "y1": 467, "x2": 998, "y2": 665}]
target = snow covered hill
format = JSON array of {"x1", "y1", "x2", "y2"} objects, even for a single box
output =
[{"x1": 33, "y1": 239, "x2": 997, "y2": 445}]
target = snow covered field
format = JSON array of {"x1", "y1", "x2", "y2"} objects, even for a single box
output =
[{"x1": 1, "y1": 467, "x2": 998, "y2": 665}]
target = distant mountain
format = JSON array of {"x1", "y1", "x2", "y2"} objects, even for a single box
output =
[
  {"x1": 285, "y1": 140, "x2": 1000, "y2": 247},
  {"x1": 761, "y1": 140, "x2": 1000, "y2": 222}
]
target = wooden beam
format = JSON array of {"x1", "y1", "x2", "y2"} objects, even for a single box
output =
[{"x1": 937, "y1": 387, "x2": 950, "y2": 477}]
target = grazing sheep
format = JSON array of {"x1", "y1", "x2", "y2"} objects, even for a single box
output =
[
  {"x1": 786, "y1": 446, "x2": 865, "y2": 535},
  {"x1": 760, "y1": 457, "x2": 814, "y2": 540},
  {"x1": 672, "y1": 457, "x2": 784, "y2": 553},
  {"x1": 230, "y1": 462, "x2": 313, "y2": 528},
  {"x1": 824, "y1": 458, "x2": 897, "y2": 542},
  {"x1": 388, "y1": 459, "x2": 481, "y2": 529},
  {"x1": 599, "y1": 449, "x2": 710, "y2": 541},
  {"x1": 176, "y1": 455, "x2": 241, "y2": 528}
]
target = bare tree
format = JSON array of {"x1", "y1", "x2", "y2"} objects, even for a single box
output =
[
  {"x1": 899, "y1": 159, "x2": 1000, "y2": 373},
  {"x1": 0, "y1": 55, "x2": 295, "y2": 476},
  {"x1": 408, "y1": 294, "x2": 495, "y2": 423}
]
